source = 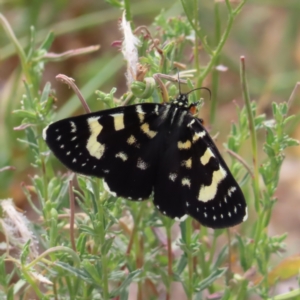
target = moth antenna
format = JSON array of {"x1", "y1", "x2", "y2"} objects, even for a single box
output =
[
  {"x1": 177, "y1": 70, "x2": 182, "y2": 95},
  {"x1": 186, "y1": 87, "x2": 212, "y2": 100}
]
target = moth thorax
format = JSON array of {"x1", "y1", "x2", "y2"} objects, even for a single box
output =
[{"x1": 172, "y1": 94, "x2": 189, "y2": 109}]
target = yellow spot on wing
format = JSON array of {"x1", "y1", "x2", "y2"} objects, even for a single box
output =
[
  {"x1": 178, "y1": 140, "x2": 191, "y2": 149},
  {"x1": 136, "y1": 105, "x2": 145, "y2": 123},
  {"x1": 111, "y1": 113, "x2": 124, "y2": 131},
  {"x1": 192, "y1": 131, "x2": 206, "y2": 143},
  {"x1": 127, "y1": 135, "x2": 136, "y2": 145},
  {"x1": 198, "y1": 166, "x2": 227, "y2": 202},
  {"x1": 140, "y1": 123, "x2": 157, "y2": 138},
  {"x1": 86, "y1": 117, "x2": 105, "y2": 159},
  {"x1": 200, "y1": 148, "x2": 215, "y2": 165},
  {"x1": 181, "y1": 158, "x2": 192, "y2": 168},
  {"x1": 182, "y1": 177, "x2": 191, "y2": 188}
]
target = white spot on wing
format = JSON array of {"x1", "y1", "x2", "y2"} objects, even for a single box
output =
[
  {"x1": 198, "y1": 166, "x2": 227, "y2": 202},
  {"x1": 182, "y1": 177, "x2": 191, "y2": 188},
  {"x1": 67, "y1": 151, "x2": 71, "y2": 155},
  {"x1": 170, "y1": 107, "x2": 178, "y2": 125},
  {"x1": 228, "y1": 186, "x2": 237, "y2": 197},
  {"x1": 177, "y1": 110, "x2": 187, "y2": 126},
  {"x1": 243, "y1": 207, "x2": 248, "y2": 221},
  {"x1": 57, "y1": 135, "x2": 62, "y2": 141},
  {"x1": 175, "y1": 215, "x2": 188, "y2": 222},
  {"x1": 169, "y1": 173, "x2": 177, "y2": 182},
  {"x1": 70, "y1": 121, "x2": 77, "y2": 133},
  {"x1": 160, "y1": 105, "x2": 170, "y2": 121},
  {"x1": 137, "y1": 158, "x2": 148, "y2": 170},
  {"x1": 42, "y1": 125, "x2": 49, "y2": 140},
  {"x1": 86, "y1": 117, "x2": 105, "y2": 159},
  {"x1": 115, "y1": 152, "x2": 128, "y2": 161},
  {"x1": 72, "y1": 158, "x2": 77, "y2": 163},
  {"x1": 187, "y1": 119, "x2": 195, "y2": 127}
]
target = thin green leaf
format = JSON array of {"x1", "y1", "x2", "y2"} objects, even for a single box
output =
[
  {"x1": 195, "y1": 268, "x2": 227, "y2": 292},
  {"x1": 109, "y1": 269, "x2": 142, "y2": 298}
]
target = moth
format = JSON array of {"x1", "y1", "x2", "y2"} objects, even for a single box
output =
[{"x1": 43, "y1": 90, "x2": 247, "y2": 228}]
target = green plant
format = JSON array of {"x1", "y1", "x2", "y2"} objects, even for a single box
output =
[{"x1": 0, "y1": 1, "x2": 299, "y2": 299}]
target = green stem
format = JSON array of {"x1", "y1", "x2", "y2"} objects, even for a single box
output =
[
  {"x1": 210, "y1": 1, "x2": 221, "y2": 124},
  {"x1": 166, "y1": 221, "x2": 173, "y2": 300},
  {"x1": 208, "y1": 233, "x2": 217, "y2": 266},
  {"x1": 240, "y1": 57, "x2": 262, "y2": 267},
  {"x1": 94, "y1": 180, "x2": 109, "y2": 300},
  {"x1": 193, "y1": 0, "x2": 200, "y2": 80},
  {"x1": 38, "y1": 123, "x2": 48, "y2": 204},
  {"x1": 240, "y1": 57, "x2": 260, "y2": 213},
  {"x1": 197, "y1": 0, "x2": 247, "y2": 88},
  {"x1": 235, "y1": 279, "x2": 248, "y2": 300},
  {"x1": 25, "y1": 246, "x2": 80, "y2": 269},
  {"x1": 124, "y1": 0, "x2": 132, "y2": 22},
  {"x1": 22, "y1": 267, "x2": 44, "y2": 299},
  {"x1": 0, "y1": 14, "x2": 35, "y2": 96},
  {"x1": 180, "y1": 0, "x2": 212, "y2": 56},
  {"x1": 185, "y1": 218, "x2": 193, "y2": 299}
]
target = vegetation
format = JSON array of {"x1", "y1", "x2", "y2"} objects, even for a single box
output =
[{"x1": 0, "y1": 1, "x2": 299, "y2": 299}]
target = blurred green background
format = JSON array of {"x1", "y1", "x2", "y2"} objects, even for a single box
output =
[{"x1": 1, "y1": 0, "x2": 300, "y2": 292}]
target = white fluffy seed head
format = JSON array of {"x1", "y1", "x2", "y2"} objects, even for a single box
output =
[
  {"x1": 0, "y1": 199, "x2": 38, "y2": 258},
  {"x1": 120, "y1": 12, "x2": 141, "y2": 88}
]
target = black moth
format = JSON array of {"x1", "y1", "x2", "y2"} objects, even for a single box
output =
[{"x1": 43, "y1": 92, "x2": 247, "y2": 229}]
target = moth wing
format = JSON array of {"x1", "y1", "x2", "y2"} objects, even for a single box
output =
[
  {"x1": 154, "y1": 115, "x2": 247, "y2": 228},
  {"x1": 43, "y1": 103, "x2": 165, "y2": 200}
]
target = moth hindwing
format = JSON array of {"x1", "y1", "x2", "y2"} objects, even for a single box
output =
[{"x1": 43, "y1": 93, "x2": 247, "y2": 229}]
